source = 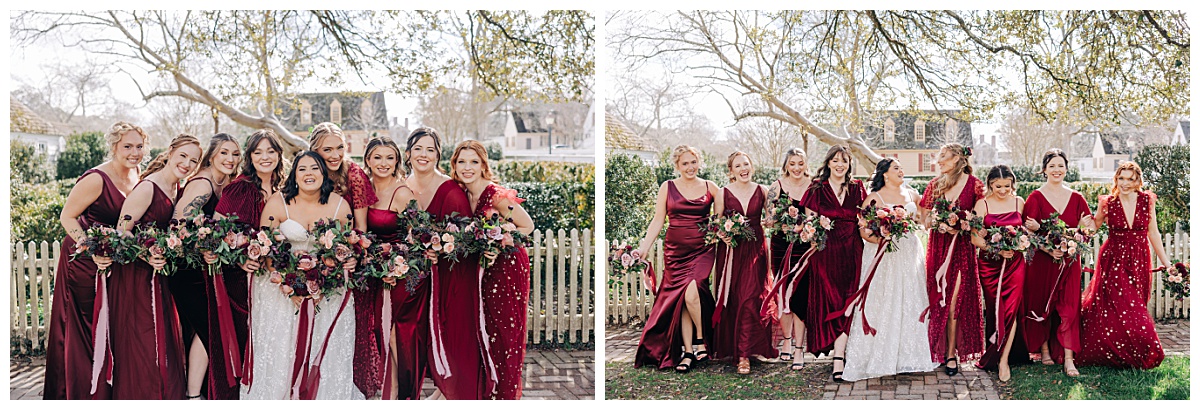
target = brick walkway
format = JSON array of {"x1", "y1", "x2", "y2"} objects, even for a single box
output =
[
  {"x1": 11, "y1": 348, "x2": 594, "y2": 400},
  {"x1": 606, "y1": 320, "x2": 1190, "y2": 400}
]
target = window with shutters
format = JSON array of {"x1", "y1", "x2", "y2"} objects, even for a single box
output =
[
  {"x1": 924, "y1": 151, "x2": 937, "y2": 172},
  {"x1": 914, "y1": 119, "x2": 926, "y2": 142},
  {"x1": 301, "y1": 100, "x2": 312, "y2": 125},
  {"x1": 884, "y1": 118, "x2": 895, "y2": 142},
  {"x1": 330, "y1": 99, "x2": 342, "y2": 124}
]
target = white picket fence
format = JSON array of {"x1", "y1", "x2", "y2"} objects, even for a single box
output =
[
  {"x1": 9, "y1": 228, "x2": 594, "y2": 355},
  {"x1": 607, "y1": 228, "x2": 1191, "y2": 325}
]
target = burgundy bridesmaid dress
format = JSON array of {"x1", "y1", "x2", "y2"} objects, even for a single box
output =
[
  {"x1": 43, "y1": 169, "x2": 122, "y2": 400},
  {"x1": 1076, "y1": 192, "x2": 1165, "y2": 369},
  {"x1": 1020, "y1": 190, "x2": 1090, "y2": 363},
  {"x1": 339, "y1": 161, "x2": 383, "y2": 398},
  {"x1": 211, "y1": 175, "x2": 266, "y2": 396},
  {"x1": 109, "y1": 181, "x2": 187, "y2": 399},
  {"x1": 919, "y1": 175, "x2": 985, "y2": 363},
  {"x1": 800, "y1": 180, "x2": 865, "y2": 355},
  {"x1": 474, "y1": 184, "x2": 531, "y2": 399},
  {"x1": 367, "y1": 187, "x2": 424, "y2": 400},
  {"x1": 770, "y1": 188, "x2": 810, "y2": 323},
  {"x1": 711, "y1": 187, "x2": 777, "y2": 360},
  {"x1": 426, "y1": 179, "x2": 493, "y2": 399},
  {"x1": 974, "y1": 202, "x2": 1028, "y2": 370},
  {"x1": 634, "y1": 181, "x2": 717, "y2": 369}
]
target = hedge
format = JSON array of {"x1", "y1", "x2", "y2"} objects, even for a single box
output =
[{"x1": 508, "y1": 180, "x2": 594, "y2": 232}]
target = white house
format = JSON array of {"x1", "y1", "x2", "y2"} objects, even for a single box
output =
[
  {"x1": 1171, "y1": 120, "x2": 1190, "y2": 145},
  {"x1": 10, "y1": 96, "x2": 65, "y2": 163}
]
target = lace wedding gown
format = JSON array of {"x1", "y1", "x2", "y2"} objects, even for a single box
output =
[
  {"x1": 842, "y1": 201, "x2": 940, "y2": 381},
  {"x1": 242, "y1": 201, "x2": 363, "y2": 400}
]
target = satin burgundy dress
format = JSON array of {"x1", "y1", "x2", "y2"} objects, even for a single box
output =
[
  {"x1": 974, "y1": 201, "x2": 1028, "y2": 370},
  {"x1": 337, "y1": 161, "x2": 383, "y2": 398},
  {"x1": 43, "y1": 169, "x2": 124, "y2": 400},
  {"x1": 770, "y1": 182, "x2": 811, "y2": 323},
  {"x1": 711, "y1": 186, "x2": 777, "y2": 360},
  {"x1": 1076, "y1": 192, "x2": 1165, "y2": 369},
  {"x1": 634, "y1": 181, "x2": 717, "y2": 369},
  {"x1": 426, "y1": 179, "x2": 493, "y2": 399},
  {"x1": 109, "y1": 181, "x2": 187, "y2": 399},
  {"x1": 1021, "y1": 189, "x2": 1091, "y2": 363},
  {"x1": 801, "y1": 179, "x2": 865, "y2": 355},
  {"x1": 475, "y1": 184, "x2": 531, "y2": 399},
  {"x1": 919, "y1": 175, "x2": 985, "y2": 363},
  {"x1": 211, "y1": 175, "x2": 268, "y2": 395},
  {"x1": 367, "y1": 187, "x2": 425, "y2": 400}
]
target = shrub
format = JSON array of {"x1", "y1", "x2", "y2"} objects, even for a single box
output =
[
  {"x1": 1008, "y1": 164, "x2": 1081, "y2": 183},
  {"x1": 508, "y1": 180, "x2": 594, "y2": 232},
  {"x1": 10, "y1": 180, "x2": 68, "y2": 243},
  {"x1": 10, "y1": 140, "x2": 54, "y2": 184},
  {"x1": 494, "y1": 161, "x2": 594, "y2": 184},
  {"x1": 605, "y1": 153, "x2": 657, "y2": 241},
  {"x1": 1136, "y1": 144, "x2": 1189, "y2": 232},
  {"x1": 56, "y1": 131, "x2": 108, "y2": 181}
]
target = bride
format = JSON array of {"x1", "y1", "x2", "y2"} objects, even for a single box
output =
[
  {"x1": 243, "y1": 151, "x2": 363, "y2": 400},
  {"x1": 842, "y1": 158, "x2": 940, "y2": 381}
]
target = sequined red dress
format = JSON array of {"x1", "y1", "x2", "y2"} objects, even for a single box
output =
[
  {"x1": 801, "y1": 180, "x2": 865, "y2": 355},
  {"x1": 109, "y1": 181, "x2": 187, "y2": 399},
  {"x1": 337, "y1": 161, "x2": 383, "y2": 398},
  {"x1": 919, "y1": 175, "x2": 985, "y2": 363},
  {"x1": 711, "y1": 186, "x2": 777, "y2": 360},
  {"x1": 1076, "y1": 192, "x2": 1165, "y2": 369},
  {"x1": 43, "y1": 169, "x2": 123, "y2": 400},
  {"x1": 634, "y1": 181, "x2": 717, "y2": 369},
  {"x1": 974, "y1": 203, "x2": 1027, "y2": 370},
  {"x1": 1020, "y1": 190, "x2": 1091, "y2": 363},
  {"x1": 475, "y1": 184, "x2": 531, "y2": 399}
]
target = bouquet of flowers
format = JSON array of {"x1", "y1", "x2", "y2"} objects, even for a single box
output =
[
  {"x1": 175, "y1": 212, "x2": 247, "y2": 276},
  {"x1": 701, "y1": 210, "x2": 756, "y2": 247},
  {"x1": 982, "y1": 225, "x2": 1031, "y2": 260},
  {"x1": 130, "y1": 224, "x2": 189, "y2": 276},
  {"x1": 768, "y1": 197, "x2": 806, "y2": 243},
  {"x1": 256, "y1": 224, "x2": 296, "y2": 277},
  {"x1": 931, "y1": 197, "x2": 984, "y2": 235},
  {"x1": 458, "y1": 207, "x2": 531, "y2": 269},
  {"x1": 858, "y1": 202, "x2": 919, "y2": 253},
  {"x1": 1161, "y1": 261, "x2": 1190, "y2": 301},
  {"x1": 70, "y1": 219, "x2": 138, "y2": 275},
  {"x1": 358, "y1": 240, "x2": 409, "y2": 290},
  {"x1": 311, "y1": 219, "x2": 367, "y2": 290},
  {"x1": 608, "y1": 239, "x2": 650, "y2": 287},
  {"x1": 397, "y1": 200, "x2": 440, "y2": 287},
  {"x1": 1028, "y1": 213, "x2": 1095, "y2": 264}
]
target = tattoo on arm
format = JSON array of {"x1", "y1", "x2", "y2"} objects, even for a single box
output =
[
  {"x1": 181, "y1": 192, "x2": 211, "y2": 219},
  {"x1": 767, "y1": 184, "x2": 780, "y2": 202}
]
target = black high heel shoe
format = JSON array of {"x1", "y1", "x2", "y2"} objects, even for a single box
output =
[
  {"x1": 676, "y1": 352, "x2": 696, "y2": 373},
  {"x1": 944, "y1": 356, "x2": 959, "y2": 376},
  {"x1": 693, "y1": 338, "x2": 710, "y2": 362},
  {"x1": 779, "y1": 337, "x2": 794, "y2": 361},
  {"x1": 831, "y1": 356, "x2": 846, "y2": 382}
]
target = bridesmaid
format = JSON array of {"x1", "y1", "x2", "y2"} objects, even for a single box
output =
[
  {"x1": 404, "y1": 127, "x2": 490, "y2": 399},
  {"x1": 168, "y1": 133, "x2": 241, "y2": 399},
  {"x1": 1020, "y1": 149, "x2": 1093, "y2": 377},
  {"x1": 765, "y1": 148, "x2": 812, "y2": 370},
  {"x1": 917, "y1": 143, "x2": 984, "y2": 376},
  {"x1": 711, "y1": 151, "x2": 777, "y2": 375},
  {"x1": 44, "y1": 121, "x2": 146, "y2": 400},
  {"x1": 1076, "y1": 162, "x2": 1168, "y2": 369},
  {"x1": 970, "y1": 165, "x2": 1027, "y2": 381},
  {"x1": 212, "y1": 129, "x2": 285, "y2": 394},
  {"x1": 451, "y1": 140, "x2": 536, "y2": 399},
  {"x1": 800, "y1": 145, "x2": 865, "y2": 382},
  {"x1": 632, "y1": 145, "x2": 719, "y2": 372},
  {"x1": 308, "y1": 122, "x2": 378, "y2": 232},
  {"x1": 363, "y1": 137, "x2": 413, "y2": 399},
  {"x1": 105, "y1": 134, "x2": 203, "y2": 399}
]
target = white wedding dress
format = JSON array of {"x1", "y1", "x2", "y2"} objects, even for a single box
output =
[
  {"x1": 842, "y1": 201, "x2": 940, "y2": 381},
  {"x1": 242, "y1": 201, "x2": 363, "y2": 400}
]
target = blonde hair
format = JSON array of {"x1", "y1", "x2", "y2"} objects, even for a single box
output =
[
  {"x1": 726, "y1": 151, "x2": 752, "y2": 182},
  {"x1": 104, "y1": 121, "x2": 149, "y2": 161},
  {"x1": 930, "y1": 143, "x2": 973, "y2": 199},
  {"x1": 450, "y1": 140, "x2": 496, "y2": 183},
  {"x1": 307, "y1": 122, "x2": 350, "y2": 195},
  {"x1": 1111, "y1": 161, "x2": 1144, "y2": 196},
  {"x1": 140, "y1": 134, "x2": 201, "y2": 179},
  {"x1": 671, "y1": 145, "x2": 702, "y2": 171},
  {"x1": 780, "y1": 147, "x2": 809, "y2": 178}
]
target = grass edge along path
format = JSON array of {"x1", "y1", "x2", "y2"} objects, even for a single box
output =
[
  {"x1": 1003, "y1": 356, "x2": 1190, "y2": 400},
  {"x1": 605, "y1": 360, "x2": 828, "y2": 400}
]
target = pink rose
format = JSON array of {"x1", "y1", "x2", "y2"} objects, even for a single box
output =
[
  {"x1": 346, "y1": 231, "x2": 360, "y2": 245},
  {"x1": 876, "y1": 209, "x2": 888, "y2": 219},
  {"x1": 800, "y1": 231, "x2": 813, "y2": 242},
  {"x1": 820, "y1": 216, "x2": 833, "y2": 230},
  {"x1": 223, "y1": 231, "x2": 238, "y2": 247},
  {"x1": 306, "y1": 280, "x2": 321, "y2": 296},
  {"x1": 198, "y1": 227, "x2": 212, "y2": 238},
  {"x1": 621, "y1": 253, "x2": 633, "y2": 267},
  {"x1": 247, "y1": 243, "x2": 264, "y2": 260},
  {"x1": 320, "y1": 230, "x2": 336, "y2": 249},
  {"x1": 256, "y1": 230, "x2": 272, "y2": 245},
  {"x1": 990, "y1": 233, "x2": 1002, "y2": 243},
  {"x1": 430, "y1": 234, "x2": 441, "y2": 246},
  {"x1": 380, "y1": 243, "x2": 392, "y2": 254},
  {"x1": 297, "y1": 256, "x2": 317, "y2": 271},
  {"x1": 166, "y1": 235, "x2": 182, "y2": 250},
  {"x1": 788, "y1": 206, "x2": 799, "y2": 218},
  {"x1": 443, "y1": 243, "x2": 455, "y2": 254},
  {"x1": 947, "y1": 213, "x2": 959, "y2": 225},
  {"x1": 723, "y1": 219, "x2": 735, "y2": 231},
  {"x1": 893, "y1": 207, "x2": 907, "y2": 219},
  {"x1": 323, "y1": 257, "x2": 338, "y2": 268},
  {"x1": 502, "y1": 233, "x2": 514, "y2": 247},
  {"x1": 335, "y1": 244, "x2": 351, "y2": 261},
  {"x1": 441, "y1": 233, "x2": 454, "y2": 244},
  {"x1": 446, "y1": 223, "x2": 461, "y2": 233},
  {"x1": 359, "y1": 236, "x2": 372, "y2": 249},
  {"x1": 148, "y1": 244, "x2": 164, "y2": 257},
  {"x1": 235, "y1": 232, "x2": 249, "y2": 248},
  {"x1": 487, "y1": 227, "x2": 503, "y2": 241}
]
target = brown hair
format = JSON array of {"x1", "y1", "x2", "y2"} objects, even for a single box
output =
[
  {"x1": 813, "y1": 145, "x2": 854, "y2": 194},
  {"x1": 140, "y1": 134, "x2": 202, "y2": 179},
  {"x1": 241, "y1": 129, "x2": 286, "y2": 198},
  {"x1": 104, "y1": 121, "x2": 149, "y2": 161},
  {"x1": 450, "y1": 140, "x2": 496, "y2": 183},
  {"x1": 726, "y1": 151, "x2": 752, "y2": 182},
  {"x1": 198, "y1": 133, "x2": 241, "y2": 175},
  {"x1": 307, "y1": 122, "x2": 350, "y2": 195},
  {"x1": 930, "y1": 142, "x2": 974, "y2": 199},
  {"x1": 1040, "y1": 148, "x2": 1069, "y2": 176},
  {"x1": 1110, "y1": 161, "x2": 1144, "y2": 196},
  {"x1": 404, "y1": 127, "x2": 444, "y2": 174},
  {"x1": 365, "y1": 137, "x2": 404, "y2": 178},
  {"x1": 780, "y1": 147, "x2": 809, "y2": 179}
]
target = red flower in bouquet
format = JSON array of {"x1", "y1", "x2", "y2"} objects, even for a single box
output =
[
  {"x1": 860, "y1": 202, "x2": 919, "y2": 253},
  {"x1": 932, "y1": 197, "x2": 984, "y2": 235},
  {"x1": 1028, "y1": 213, "x2": 1094, "y2": 264},
  {"x1": 701, "y1": 210, "x2": 756, "y2": 247},
  {"x1": 982, "y1": 224, "x2": 1031, "y2": 260}
]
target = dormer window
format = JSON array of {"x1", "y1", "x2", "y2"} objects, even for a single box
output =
[
  {"x1": 330, "y1": 99, "x2": 342, "y2": 124},
  {"x1": 301, "y1": 100, "x2": 312, "y2": 125},
  {"x1": 914, "y1": 119, "x2": 926, "y2": 142},
  {"x1": 945, "y1": 118, "x2": 958, "y2": 139},
  {"x1": 884, "y1": 118, "x2": 895, "y2": 142}
]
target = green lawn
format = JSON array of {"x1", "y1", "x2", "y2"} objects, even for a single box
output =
[
  {"x1": 1004, "y1": 356, "x2": 1190, "y2": 400},
  {"x1": 605, "y1": 360, "x2": 827, "y2": 400}
]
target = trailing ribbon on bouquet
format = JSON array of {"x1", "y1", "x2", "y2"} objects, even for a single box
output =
[
  {"x1": 379, "y1": 289, "x2": 393, "y2": 399},
  {"x1": 1027, "y1": 259, "x2": 1070, "y2": 322},
  {"x1": 476, "y1": 266, "x2": 499, "y2": 397},
  {"x1": 989, "y1": 256, "x2": 1011, "y2": 345},
  {"x1": 825, "y1": 238, "x2": 891, "y2": 336},
  {"x1": 428, "y1": 264, "x2": 452, "y2": 379},
  {"x1": 642, "y1": 261, "x2": 657, "y2": 296},
  {"x1": 242, "y1": 272, "x2": 255, "y2": 389},
  {"x1": 299, "y1": 292, "x2": 352, "y2": 400},
  {"x1": 713, "y1": 243, "x2": 736, "y2": 321},
  {"x1": 760, "y1": 246, "x2": 817, "y2": 321},
  {"x1": 151, "y1": 272, "x2": 171, "y2": 399},
  {"x1": 289, "y1": 298, "x2": 316, "y2": 400},
  {"x1": 89, "y1": 268, "x2": 113, "y2": 394},
  {"x1": 212, "y1": 273, "x2": 243, "y2": 386},
  {"x1": 920, "y1": 234, "x2": 961, "y2": 323}
]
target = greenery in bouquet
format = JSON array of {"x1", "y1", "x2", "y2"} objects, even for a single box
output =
[
  {"x1": 130, "y1": 224, "x2": 186, "y2": 276},
  {"x1": 982, "y1": 224, "x2": 1031, "y2": 260},
  {"x1": 931, "y1": 197, "x2": 984, "y2": 235},
  {"x1": 1161, "y1": 260, "x2": 1190, "y2": 301},
  {"x1": 70, "y1": 217, "x2": 139, "y2": 274},
  {"x1": 459, "y1": 206, "x2": 532, "y2": 269},
  {"x1": 701, "y1": 210, "x2": 755, "y2": 247},
  {"x1": 859, "y1": 202, "x2": 919, "y2": 253},
  {"x1": 1029, "y1": 212, "x2": 1095, "y2": 263},
  {"x1": 397, "y1": 200, "x2": 438, "y2": 289},
  {"x1": 311, "y1": 218, "x2": 367, "y2": 290}
]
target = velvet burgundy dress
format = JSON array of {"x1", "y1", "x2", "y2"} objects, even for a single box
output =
[
  {"x1": 919, "y1": 175, "x2": 985, "y2": 363},
  {"x1": 475, "y1": 183, "x2": 531, "y2": 399},
  {"x1": 711, "y1": 186, "x2": 777, "y2": 360},
  {"x1": 634, "y1": 181, "x2": 717, "y2": 370},
  {"x1": 337, "y1": 162, "x2": 383, "y2": 399},
  {"x1": 1076, "y1": 192, "x2": 1165, "y2": 369},
  {"x1": 211, "y1": 175, "x2": 268, "y2": 395},
  {"x1": 43, "y1": 169, "x2": 123, "y2": 400},
  {"x1": 1021, "y1": 189, "x2": 1091, "y2": 363},
  {"x1": 426, "y1": 179, "x2": 493, "y2": 399},
  {"x1": 109, "y1": 181, "x2": 187, "y2": 399},
  {"x1": 770, "y1": 183, "x2": 811, "y2": 323},
  {"x1": 367, "y1": 187, "x2": 423, "y2": 400},
  {"x1": 801, "y1": 179, "x2": 865, "y2": 356},
  {"x1": 974, "y1": 202, "x2": 1028, "y2": 370}
]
